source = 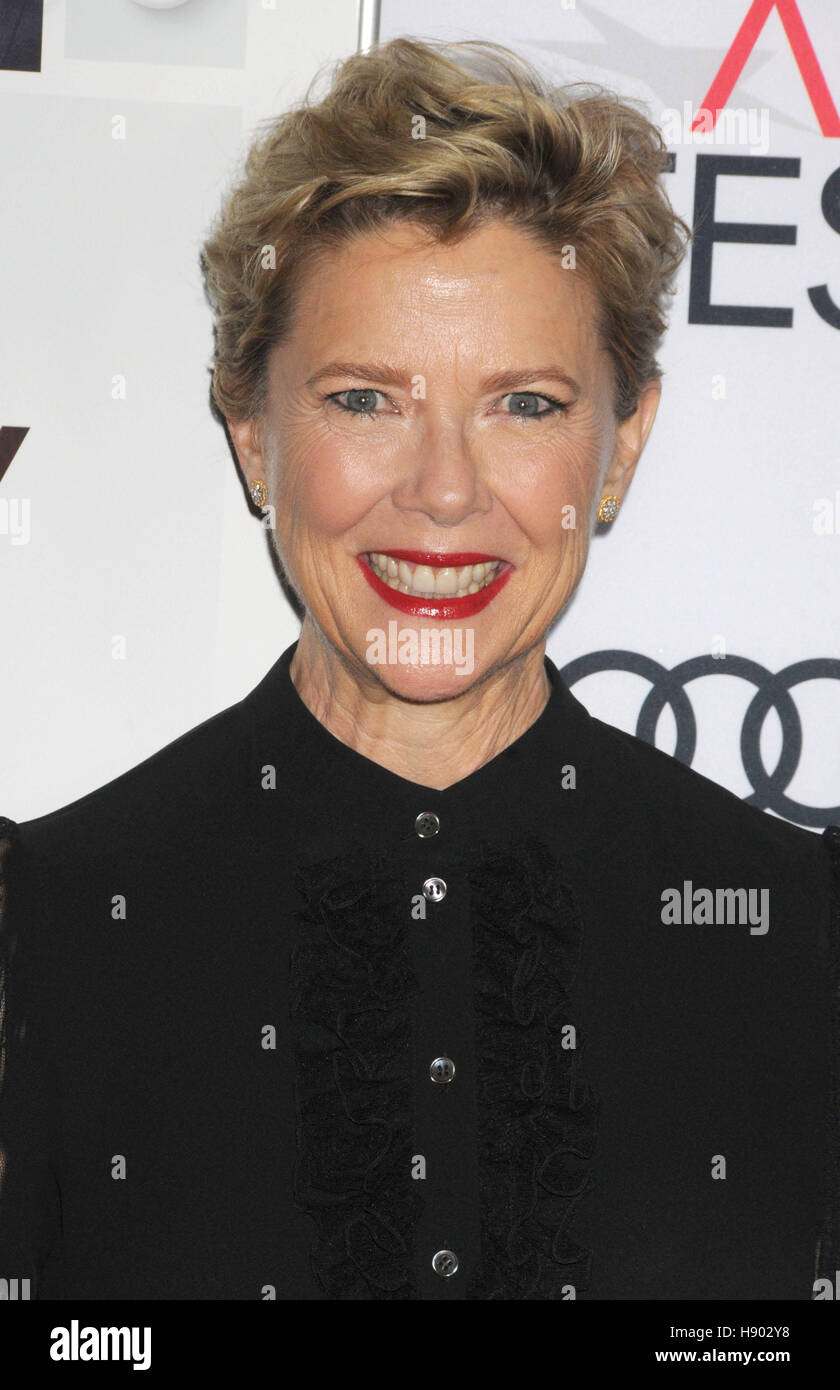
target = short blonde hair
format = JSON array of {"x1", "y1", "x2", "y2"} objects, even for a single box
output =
[{"x1": 199, "y1": 36, "x2": 691, "y2": 424}]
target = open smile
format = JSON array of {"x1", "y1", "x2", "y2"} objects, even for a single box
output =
[{"x1": 357, "y1": 549, "x2": 514, "y2": 619}]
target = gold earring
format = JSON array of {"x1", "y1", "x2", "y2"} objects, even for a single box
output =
[
  {"x1": 597, "y1": 495, "x2": 621, "y2": 523},
  {"x1": 250, "y1": 479, "x2": 267, "y2": 507}
]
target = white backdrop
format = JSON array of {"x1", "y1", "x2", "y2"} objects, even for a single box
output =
[{"x1": 1, "y1": 0, "x2": 838, "y2": 827}]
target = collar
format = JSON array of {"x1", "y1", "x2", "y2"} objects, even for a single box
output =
[{"x1": 241, "y1": 641, "x2": 613, "y2": 864}]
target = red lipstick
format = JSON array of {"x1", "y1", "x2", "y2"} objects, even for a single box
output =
[
  {"x1": 380, "y1": 550, "x2": 500, "y2": 566},
  {"x1": 357, "y1": 551, "x2": 513, "y2": 620}
]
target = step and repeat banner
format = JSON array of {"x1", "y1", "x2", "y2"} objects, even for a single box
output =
[{"x1": 1, "y1": 0, "x2": 838, "y2": 825}]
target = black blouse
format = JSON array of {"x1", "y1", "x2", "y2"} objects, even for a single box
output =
[{"x1": 0, "y1": 640, "x2": 838, "y2": 1300}]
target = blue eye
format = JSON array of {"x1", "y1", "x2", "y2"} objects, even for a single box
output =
[
  {"x1": 503, "y1": 392, "x2": 568, "y2": 419},
  {"x1": 327, "y1": 388, "x2": 383, "y2": 416},
  {"x1": 324, "y1": 387, "x2": 570, "y2": 419}
]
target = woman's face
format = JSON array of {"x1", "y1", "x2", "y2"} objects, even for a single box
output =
[{"x1": 229, "y1": 218, "x2": 659, "y2": 698}]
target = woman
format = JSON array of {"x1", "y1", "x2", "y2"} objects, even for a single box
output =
[{"x1": 1, "y1": 36, "x2": 837, "y2": 1301}]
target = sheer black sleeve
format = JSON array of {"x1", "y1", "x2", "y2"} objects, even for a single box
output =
[
  {"x1": 0, "y1": 816, "x2": 62, "y2": 1299},
  {"x1": 817, "y1": 823, "x2": 840, "y2": 1290}
]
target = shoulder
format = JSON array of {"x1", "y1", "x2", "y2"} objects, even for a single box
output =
[
  {"x1": 572, "y1": 709, "x2": 840, "y2": 980},
  {"x1": 586, "y1": 706, "x2": 832, "y2": 864},
  {"x1": 3, "y1": 686, "x2": 254, "y2": 883},
  {"x1": 0, "y1": 687, "x2": 261, "y2": 996}
]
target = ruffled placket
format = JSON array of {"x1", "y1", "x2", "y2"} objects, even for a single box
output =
[
  {"x1": 465, "y1": 837, "x2": 599, "y2": 1298},
  {"x1": 289, "y1": 836, "x2": 598, "y2": 1299},
  {"x1": 290, "y1": 849, "x2": 423, "y2": 1298}
]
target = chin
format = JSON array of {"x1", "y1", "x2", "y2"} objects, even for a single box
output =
[
  {"x1": 358, "y1": 617, "x2": 481, "y2": 698},
  {"x1": 363, "y1": 654, "x2": 482, "y2": 703}
]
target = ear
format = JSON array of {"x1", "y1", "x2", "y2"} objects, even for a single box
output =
[
  {"x1": 226, "y1": 415, "x2": 266, "y2": 493},
  {"x1": 601, "y1": 381, "x2": 661, "y2": 500}
]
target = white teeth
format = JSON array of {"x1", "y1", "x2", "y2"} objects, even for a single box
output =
[
  {"x1": 413, "y1": 565, "x2": 436, "y2": 592},
  {"x1": 367, "y1": 553, "x2": 501, "y2": 598}
]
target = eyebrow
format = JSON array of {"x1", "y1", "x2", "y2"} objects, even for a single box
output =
[{"x1": 305, "y1": 360, "x2": 581, "y2": 395}]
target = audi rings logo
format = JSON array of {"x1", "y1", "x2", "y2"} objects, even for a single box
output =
[{"x1": 560, "y1": 652, "x2": 840, "y2": 827}]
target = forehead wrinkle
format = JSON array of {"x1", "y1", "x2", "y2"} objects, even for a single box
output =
[{"x1": 279, "y1": 224, "x2": 604, "y2": 400}]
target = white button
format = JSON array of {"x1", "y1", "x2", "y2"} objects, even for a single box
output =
[{"x1": 423, "y1": 876, "x2": 446, "y2": 903}]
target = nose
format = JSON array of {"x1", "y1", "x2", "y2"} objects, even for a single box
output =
[{"x1": 390, "y1": 415, "x2": 493, "y2": 528}]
